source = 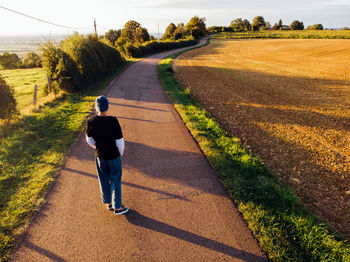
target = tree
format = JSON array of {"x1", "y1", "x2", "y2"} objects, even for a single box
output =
[
  {"x1": 290, "y1": 20, "x2": 304, "y2": 30},
  {"x1": 278, "y1": 19, "x2": 283, "y2": 28},
  {"x1": 0, "y1": 74, "x2": 17, "y2": 119},
  {"x1": 230, "y1": 18, "x2": 246, "y2": 32},
  {"x1": 120, "y1": 20, "x2": 150, "y2": 44},
  {"x1": 174, "y1": 23, "x2": 187, "y2": 40},
  {"x1": 243, "y1": 19, "x2": 251, "y2": 31},
  {"x1": 104, "y1": 29, "x2": 121, "y2": 46},
  {"x1": 252, "y1": 16, "x2": 266, "y2": 31},
  {"x1": 262, "y1": 22, "x2": 271, "y2": 30},
  {"x1": 186, "y1": 16, "x2": 206, "y2": 38},
  {"x1": 272, "y1": 23, "x2": 279, "y2": 30},
  {"x1": 306, "y1": 24, "x2": 323, "y2": 30},
  {"x1": 0, "y1": 52, "x2": 21, "y2": 69},
  {"x1": 135, "y1": 27, "x2": 150, "y2": 43},
  {"x1": 272, "y1": 19, "x2": 283, "y2": 30},
  {"x1": 162, "y1": 23, "x2": 177, "y2": 40},
  {"x1": 22, "y1": 52, "x2": 42, "y2": 68}
]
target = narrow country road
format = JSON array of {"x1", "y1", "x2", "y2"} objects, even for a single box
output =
[{"x1": 12, "y1": 38, "x2": 267, "y2": 261}]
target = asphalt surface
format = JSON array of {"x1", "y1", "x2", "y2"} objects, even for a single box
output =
[{"x1": 12, "y1": 38, "x2": 267, "y2": 262}]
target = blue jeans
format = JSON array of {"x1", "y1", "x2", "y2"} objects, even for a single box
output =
[{"x1": 95, "y1": 157, "x2": 122, "y2": 209}]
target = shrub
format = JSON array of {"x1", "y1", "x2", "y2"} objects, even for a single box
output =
[
  {"x1": 120, "y1": 38, "x2": 198, "y2": 58},
  {"x1": 0, "y1": 74, "x2": 17, "y2": 119},
  {"x1": 307, "y1": 24, "x2": 323, "y2": 30},
  {"x1": 60, "y1": 33, "x2": 124, "y2": 82},
  {"x1": 41, "y1": 34, "x2": 124, "y2": 93},
  {"x1": 0, "y1": 52, "x2": 22, "y2": 69},
  {"x1": 22, "y1": 52, "x2": 42, "y2": 68},
  {"x1": 41, "y1": 43, "x2": 81, "y2": 93}
]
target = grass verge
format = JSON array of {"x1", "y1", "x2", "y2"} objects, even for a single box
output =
[
  {"x1": 0, "y1": 60, "x2": 133, "y2": 261},
  {"x1": 158, "y1": 53, "x2": 350, "y2": 261}
]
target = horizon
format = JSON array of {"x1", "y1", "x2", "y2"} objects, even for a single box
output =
[{"x1": 0, "y1": 0, "x2": 349, "y2": 37}]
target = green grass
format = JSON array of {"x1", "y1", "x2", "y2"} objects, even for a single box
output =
[
  {"x1": 0, "y1": 68, "x2": 47, "y2": 114},
  {"x1": 158, "y1": 54, "x2": 350, "y2": 261},
  {"x1": 0, "y1": 61, "x2": 133, "y2": 261},
  {"x1": 213, "y1": 30, "x2": 350, "y2": 39}
]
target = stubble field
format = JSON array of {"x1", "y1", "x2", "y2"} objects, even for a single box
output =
[{"x1": 174, "y1": 39, "x2": 350, "y2": 238}]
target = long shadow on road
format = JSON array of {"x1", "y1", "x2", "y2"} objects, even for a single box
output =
[{"x1": 125, "y1": 209, "x2": 267, "y2": 261}]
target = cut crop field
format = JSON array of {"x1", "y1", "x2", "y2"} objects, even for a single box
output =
[{"x1": 173, "y1": 39, "x2": 350, "y2": 238}]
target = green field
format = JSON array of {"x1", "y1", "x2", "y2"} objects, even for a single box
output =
[
  {"x1": 213, "y1": 30, "x2": 350, "y2": 39},
  {"x1": 0, "y1": 68, "x2": 48, "y2": 114}
]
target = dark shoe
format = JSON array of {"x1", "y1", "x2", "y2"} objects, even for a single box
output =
[
  {"x1": 106, "y1": 204, "x2": 113, "y2": 211},
  {"x1": 114, "y1": 206, "x2": 129, "y2": 215}
]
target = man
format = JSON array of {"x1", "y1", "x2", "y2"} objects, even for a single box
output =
[{"x1": 85, "y1": 95, "x2": 128, "y2": 215}]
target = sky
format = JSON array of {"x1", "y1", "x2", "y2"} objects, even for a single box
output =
[{"x1": 0, "y1": 0, "x2": 349, "y2": 36}]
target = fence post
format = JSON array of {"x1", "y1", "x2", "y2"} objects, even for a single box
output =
[
  {"x1": 47, "y1": 76, "x2": 52, "y2": 93},
  {"x1": 33, "y1": 84, "x2": 37, "y2": 105}
]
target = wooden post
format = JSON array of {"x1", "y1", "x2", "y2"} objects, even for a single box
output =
[
  {"x1": 47, "y1": 76, "x2": 52, "y2": 93},
  {"x1": 33, "y1": 84, "x2": 37, "y2": 105}
]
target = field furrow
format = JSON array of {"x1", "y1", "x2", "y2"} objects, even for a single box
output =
[{"x1": 174, "y1": 39, "x2": 350, "y2": 238}]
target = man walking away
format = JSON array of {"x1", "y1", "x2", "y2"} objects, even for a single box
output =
[{"x1": 85, "y1": 95, "x2": 129, "y2": 215}]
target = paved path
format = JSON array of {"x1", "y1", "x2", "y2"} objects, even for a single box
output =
[{"x1": 12, "y1": 39, "x2": 267, "y2": 261}]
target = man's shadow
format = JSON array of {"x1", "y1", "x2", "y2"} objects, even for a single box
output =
[{"x1": 125, "y1": 209, "x2": 267, "y2": 261}]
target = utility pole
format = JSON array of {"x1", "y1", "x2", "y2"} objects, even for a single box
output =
[
  {"x1": 158, "y1": 24, "x2": 160, "y2": 42},
  {"x1": 94, "y1": 19, "x2": 97, "y2": 37}
]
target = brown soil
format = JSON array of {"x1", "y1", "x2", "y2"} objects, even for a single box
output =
[{"x1": 174, "y1": 39, "x2": 350, "y2": 238}]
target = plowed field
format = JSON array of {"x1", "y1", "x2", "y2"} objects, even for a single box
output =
[{"x1": 174, "y1": 39, "x2": 350, "y2": 238}]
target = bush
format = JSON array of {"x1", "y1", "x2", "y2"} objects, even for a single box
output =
[
  {"x1": 0, "y1": 74, "x2": 17, "y2": 119},
  {"x1": 41, "y1": 43, "x2": 81, "y2": 93},
  {"x1": 60, "y1": 33, "x2": 124, "y2": 82},
  {"x1": 22, "y1": 52, "x2": 42, "y2": 68},
  {"x1": 41, "y1": 33, "x2": 124, "y2": 93},
  {"x1": 117, "y1": 38, "x2": 198, "y2": 58},
  {"x1": 307, "y1": 24, "x2": 323, "y2": 30},
  {"x1": 0, "y1": 52, "x2": 22, "y2": 69}
]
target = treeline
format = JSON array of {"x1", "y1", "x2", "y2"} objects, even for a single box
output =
[
  {"x1": 213, "y1": 30, "x2": 350, "y2": 40},
  {"x1": 207, "y1": 16, "x2": 335, "y2": 34},
  {"x1": 101, "y1": 16, "x2": 203, "y2": 58},
  {"x1": 161, "y1": 16, "x2": 206, "y2": 40},
  {"x1": 0, "y1": 52, "x2": 42, "y2": 69}
]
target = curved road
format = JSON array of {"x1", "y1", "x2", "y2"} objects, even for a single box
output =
[{"x1": 12, "y1": 39, "x2": 267, "y2": 261}]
